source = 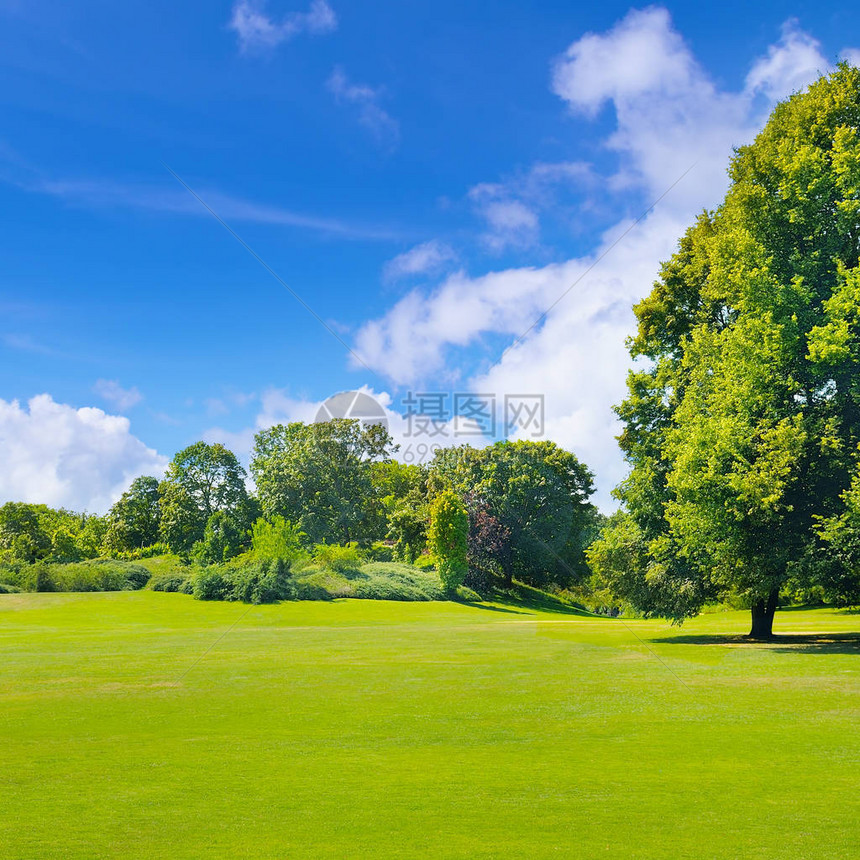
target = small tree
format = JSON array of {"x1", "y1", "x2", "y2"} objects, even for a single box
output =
[
  {"x1": 251, "y1": 516, "x2": 305, "y2": 562},
  {"x1": 386, "y1": 503, "x2": 427, "y2": 563},
  {"x1": 466, "y1": 501, "x2": 511, "y2": 592},
  {"x1": 427, "y1": 490, "x2": 468, "y2": 593}
]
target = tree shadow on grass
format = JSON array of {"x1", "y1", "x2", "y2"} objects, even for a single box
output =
[
  {"x1": 486, "y1": 589, "x2": 596, "y2": 618},
  {"x1": 462, "y1": 602, "x2": 530, "y2": 615},
  {"x1": 653, "y1": 632, "x2": 860, "y2": 655}
]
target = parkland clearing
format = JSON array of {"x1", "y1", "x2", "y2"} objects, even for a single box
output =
[{"x1": 1, "y1": 592, "x2": 857, "y2": 859}]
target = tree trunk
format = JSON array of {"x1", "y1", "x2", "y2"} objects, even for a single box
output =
[{"x1": 749, "y1": 589, "x2": 779, "y2": 639}]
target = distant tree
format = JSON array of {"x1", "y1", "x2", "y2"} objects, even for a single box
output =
[
  {"x1": 105, "y1": 476, "x2": 161, "y2": 553},
  {"x1": 76, "y1": 515, "x2": 108, "y2": 559},
  {"x1": 50, "y1": 527, "x2": 82, "y2": 563},
  {"x1": 465, "y1": 500, "x2": 511, "y2": 592},
  {"x1": 811, "y1": 461, "x2": 860, "y2": 603},
  {"x1": 159, "y1": 442, "x2": 253, "y2": 556},
  {"x1": 251, "y1": 419, "x2": 397, "y2": 545},
  {"x1": 427, "y1": 489, "x2": 468, "y2": 592},
  {"x1": 0, "y1": 503, "x2": 51, "y2": 562},
  {"x1": 386, "y1": 503, "x2": 427, "y2": 564},
  {"x1": 371, "y1": 461, "x2": 425, "y2": 505},
  {"x1": 433, "y1": 441, "x2": 596, "y2": 588},
  {"x1": 191, "y1": 511, "x2": 244, "y2": 564}
]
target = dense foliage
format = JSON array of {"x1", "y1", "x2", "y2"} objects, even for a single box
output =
[
  {"x1": 590, "y1": 65, "x2": 860, "y2": 636},
  {"x1": 427, "y1": 489, "x2": 469, "y2": 592},
  {"x1": 251, "y1": 420, "x2": 396, "y2": 544}
]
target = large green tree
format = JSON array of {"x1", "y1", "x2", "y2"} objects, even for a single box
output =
[
  {"x1": 251, "y1": 419, "x2": 397, "y2": 545},
  {"x1": 105, "y1": 476, "x2": 161, "y2": 553},
  {"x1": 159, "y1": 442, "x2": 253, "y2": 556},
  {"x1": 433, "y1": 440, "x2": 596, "y2": 588},
  {"x1": 593, "y1": 65, "x2": 860, "y2": 637}
]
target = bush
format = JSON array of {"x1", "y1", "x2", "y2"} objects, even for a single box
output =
[
  {"x1": 251, "y1": 516, "x2": 305, "y2": 562},
  {"x1": 0, "y1": 560, "x2": 151, "y2": 593},
  {"x1": 229, "y1": 559, "x2": 294, "y2": 604},
  {"x1": 112, "y1": 543, "x2": 170, "y2": 561},
  {"x1": 312, "y1": 543, "x2": 365, "y2": 574},
  {"x1": 55, "y1": 561, "x2": 151, "y2": 592},
  {"x1": 20, "y1": 564, "x2": 57, "y2": 592},
  {"x1": 192, "y1": 567, "x2": 232, "y2": 601},
  {"x1": 366, "y1": 541, "x2": 395, "y2": 563},
  {"x1": 293, "y1": 574, "x2": 337, "y2": 600},
  {"x1": 0, "y1": 582, "x2": 21, "y2": 594},
  {"x1": 348, "y1": 562, "x2": 445, "y2": 601},
  {"x1": 191, "y1": 559, "x2": 295, "y2": 604},
  {"x1": 148, "y1": 572, "x2": 193, "y2": 594}
]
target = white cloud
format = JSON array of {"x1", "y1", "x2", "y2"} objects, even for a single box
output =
[
  {"x1": 327, "y1": 66, "x2": 400, "y2": 147},
  {"x1": 745, "y1": 20, "x2": 829, "y2": 101},
  {"x1": 354, "y1": 10, "x2": 858, "y2": 509},
  {"x1": 478, "y1": 198, "x2": 540, "y2": 251},
  {"x1": 0, "y1": 395, "x2": 167, "y2": 513},
  {"x1": 230, "y1": 0, "x2": 336, "y2": 53},
  {"x1": 354, "y1": 264, "x2": 567, "y2": 385},
  {"x1": 842, "y1": 48, "x2": 860, "y2": 67},
  {"x1": 551, "y1": 7, "x2": 697, "y2": 116},
  {"x1": 2, "y1": 333, "x2": 53, "y2": 355},
  {"x1": 467, "y1": 161, "x2": 592, "y2": 250},
  {"x1": 93, "y1": 379, "x2": 143, "y2": 411},
  {"x1": 383, "y1": 240, "x2": 457, "y2": 282}
]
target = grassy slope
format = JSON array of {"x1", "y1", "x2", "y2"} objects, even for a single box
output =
[{"x1": 0, "y1": 594, "x2": 858, "y2": 859}]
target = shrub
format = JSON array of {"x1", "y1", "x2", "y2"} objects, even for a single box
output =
[
  {"x1": 366, "y1": 541, "x2": 395, "y2": 563},
  {"x1": 293, "y1": 574, "x2": 337, "y2": 600},
  {"x1": 312, "y1": 543, "x2": 365, "y2": 574},
  {"x1": 24, "y1": 564, "x2": 56, "y2": 592},
  {"x1": 191, "y1": 511, "x2": 245, "y2": 564},
  {"x1": 148, "y1": 572, "x2": 193, "y2": 594},
  {"x1": 0, "y1": 582, "x2": 21, "y2": 594},
  {"x1": 113, "y1": 543, "x2": 170, "y2": 561},
  {"x1": 192, "y1": 567, "x2": 232, "y2": 601},
  {"x1": 349, "y1": 562, "x2": 444, "y2": 601},
  {"x1": 0, "y1": 560, "x2": 150, "y2": 593},
  {"x1": 52, "y1": 561, "x2": 151, "y2": 592},
  {"x1": 229, "y1": 559, "x2": 294, "y2": 604}
]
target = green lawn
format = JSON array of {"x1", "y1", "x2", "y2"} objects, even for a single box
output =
[{"x1": 1, "y1": 593, "x2": 858, "y2": 858}]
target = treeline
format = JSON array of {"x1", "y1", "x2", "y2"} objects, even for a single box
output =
[{"x1": 0, "y1": 420, "x2": 601, "y2": 598}]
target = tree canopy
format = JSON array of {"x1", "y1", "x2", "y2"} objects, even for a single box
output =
[
  {"x1": 159, "y1": 442, "x2": 254, "y2": 556},
  {"x1": 251, "y1": 419, "x2": 397, "y2": 545},
  {"x1": 590, "y1": 65, "x2": 860, "y2": 637},
  {"x1": 433, "y1": 440, "x2": 596, "y2": 588}
]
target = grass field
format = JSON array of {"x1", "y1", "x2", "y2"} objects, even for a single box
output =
[{"x1": 1, "y1": 593, "x2": 858, "y2": 858}]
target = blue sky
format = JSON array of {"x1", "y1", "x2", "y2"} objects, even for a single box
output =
[{"x1": 1, "y1": 0, "x2": 859, "y2": 512}]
